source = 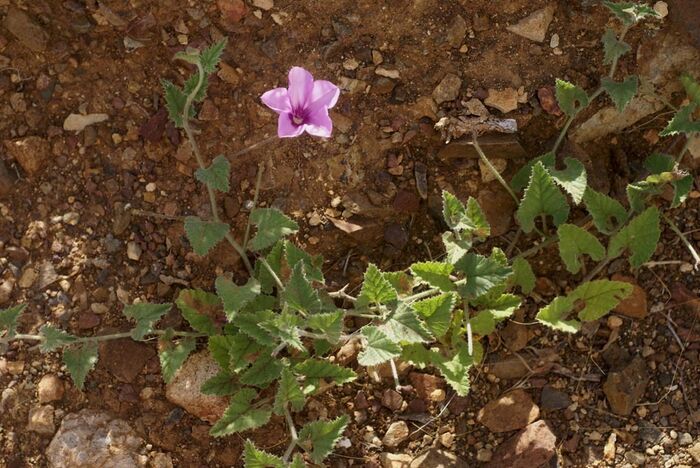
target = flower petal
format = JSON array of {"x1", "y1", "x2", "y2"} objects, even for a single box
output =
[
  {"x1": 303, "y1": 107, "x2": 333, "y2": 138},
  {"x1": 307, "y1": 80, "x2": 340, "y2": 113},
  {"x1": 287, "y1": 67, "x2": 314, "y2": 110},
  {"x1": 261, "y1": 87, "x2": 291, "y2": 113},
  {"x1": 277, "y1": 113, "x2": 305, "y2": 138}
]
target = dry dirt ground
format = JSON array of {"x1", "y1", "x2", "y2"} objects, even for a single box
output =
[{"x1": 1, "y1": 0, "x2": 699, "y2": 467}]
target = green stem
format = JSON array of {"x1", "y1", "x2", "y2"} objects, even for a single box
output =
[
  {"x1": 552, "y1": 114, "x2": 576, "y2": 155},
  {"x1": 229, "y1": 135, "x2": 278, "y2": 160},
  {"x1": 663, "y1": 212, "x2": 700, "y2": 268},
  {"x1": 472, "y1": 133, "x2": 519, "y2": 205},
  {"x1": 552, "y1": 25, "x2": 630, "y2": 156},
  {"x1": 6, "y1": 329, "x2": 205, "y2": 346},
  {"x1": 676, "y1": 133, "x2": 695, "y2": 164},
  {"x1": 282, "y1": 407, "x2": 299, "y2": 462},
  {"x1": 181, "y1": 61, "x2": 253, "y2": 276},
  {"x1": 258, "y1": 258, "x2": 285, "y2": 291},
  {"x1": 243, "y1": 163, "x2": 265, "y2": 252}
]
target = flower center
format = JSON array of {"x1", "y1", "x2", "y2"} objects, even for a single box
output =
[{"x1": 292, "y1": 115, "x2": 304, "y2": 125}]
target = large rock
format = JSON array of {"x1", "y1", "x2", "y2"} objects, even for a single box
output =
[
  {"x1": 506, "y1": 6, "x2": 555, "y2": 43},
  {"x1": 4, "y1": 136, "x2": 50, "y2": 176},
  {"x1": 432, "y1": 74, "x2": 462, "y2": 104},
  {"x1": 488, "y1": 420, "x2": 556, "y2": 468},
  {"x1": 47, "y1": 409, "x2": 149, "y2": 467},
  {"x1": 165, "y1": 350, "x2": 228, "y2": 423},
  {"x1": 4, "y1": 7, "x2": 48, "y2": 52},
  {"x1": 477, "y1": 389, "x2": 540, "y2": 433},
  {"x1": 383, "y1": 421, "x2": 409, "y2": 448},
  {"x1": 573, "y1": 31, "x2": 700, "y2": 143},
  {"x1": 410, "y1": 449, "x2": 469, "y2": 468},
  {"x1": 603, "y1": 356, "x2": 648, "y2": 415}
]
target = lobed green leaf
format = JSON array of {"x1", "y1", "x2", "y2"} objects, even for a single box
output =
[
  {"x1": 0, "y1": 304, "x2": 26, "y2": 339},
  {"x1": 123, "y1": 302, "x2": 172, "y2": 341},
  {"x1": 210, "y1": 388, "x2": 272, "y2": 437},
  {"x1": 555, "y1": 79, "x2": 589, "y2": 117},
  {"x1": 195, "y1": 155, "x2": 230, "y2": 192},
  {"x1": 601, "y1": 75, "x2": 638, "y2": 113},
  {"x1": 159, "y1": 336, "x2": 196, "y2": 383},
  {"x1": 516, "y1": 162, "x2": 570, "y2": 233},
  {"x1": 557, "y1": 223, "x2": 606, "y2": 274},
  {"x1": 184, "y1": 217, "x2": 230, "y2": 256},
  {"x1": 298, "y1": 415, "x2": 349, "y2": 464},
  {"x1": 358, "y1": 326, "x2": 401, "y2": 366},
  {"x1": 249, "y1": 208, "x2": 299, "y2": 251},
  {"x1": 608, "y1": 206, "x2": 660, "y2": 268},
  {"x1": 63, "y1": 342, "x2": 99, "y2": 390},
  {"x1": 583, "y1": 188, "x2": 628, "y2": 234}
]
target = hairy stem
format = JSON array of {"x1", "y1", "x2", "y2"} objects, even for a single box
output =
[
  {"x1": 229, "y1": 135, "x2": 278, "y2": 160},
  {"x1": 389, "y1": 359, "x2": 401, "y2": 391},
  {"x1": 181, "y1": 61, "x2": 253, "y2": 275},
  {"x1": 243, "y1": 163, "x2": 265, "y2": 252},
  {"x1": 282, "y1": 407, "x2": 299, "y2": 462},
  {"x1": 472, "y1": 133, "x2": 519, "y2": 205},
  {"x1": 676, "y1": 133, "x2": 695, "y2": 164},
  {"x1": 663, "y1": 212, "x2": 700, "y2": 268},
  {"x1": 4, "y1": 329, "x2": 205, "y2": 347},
  {"x1": 552, "y1": 25, "x2": 630, "y2": 156}
]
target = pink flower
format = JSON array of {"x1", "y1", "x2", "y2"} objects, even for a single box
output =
[{"x1": 261, "y1": 67, "x2": 340, "y2": 138}]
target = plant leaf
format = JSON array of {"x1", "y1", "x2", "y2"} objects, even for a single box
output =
[
  {"x1": 555, "y1": 79, "x2": 589, "y2": 117},
  {"x1": 240, "y1": 354, "x2": 283, "y2": 387},
  {"x1": 608, "y1": 206, "x2": 660, "y2": 268},
  {"x1": 601, "y1": 28, "x2": 631, "y2": 64},
  {"x1": 184, "y1": 216, "x2": 230, "y2": 256},
  {"x1": 236, "y1": 310, "x2": 276, "y2": 344},
  {"x1": 159, "y1": 336, "x2": 196, "y2": 383},
  {"x1": 410, "y1": 261, "x2": 455, "y2": 292},
  {"x1": 672, "y1": 174, "x2": 693, "y2": 208},
  {"x1": 183, "y1": 73, "x2": 208, "y2": 102},
  {"x1": 557, "y1": 223, "x2": 606, "y2": 273},
  {"x1": 357, "y1": 263, "x2": 397, "y2": 306},
  {"x1": 260, "y1": 312, "x2": 304, "y2": 351},
  {"x1": 379, "y1": 302, "x2": 433, "y2": 344},
  {"x1": 274, "y1": 368, "x2": 306, "y2": 415},
  {"x1": 242, "y1": 440, "x2": 284, "y2": 468},
  {"x1": 123, "y1": 303, "x2": 172, "y2": 341},
  {"x1": 306, "y1": 311, "x2": 344, "y2": 344},
  {"x1": 289, "y1": 454, "x2": 306, "y2": 468},
  {"x1": 601, "y1": 75, "x2": 638, "y2": 112},
  {"x1": 202, "y1": 371, "x2": 239, "y2": 396},
  {"x1": 216, "y1": 277, "x2": 261, "y2": 320},
  {"x1": 210, "y1": 388, "x2": 272, "y2": 437},
  {"x1": 470, "y1": 293, "x2": 520, "y2": 335},
  {"x1": 571, "y1": 279, "x2": 633, "y2": 321},
  {"x1": 536, "y1": 280, "x2": 633, "y2": 332},
  {"x1": 298, "y1": 415, "x2": 349, "y2": 464},
  {"x1": 511, "y1": 257, "x2": 535, "y2": 294},
  {"x1": 176, "y1": 289, "x2": 220, "y2": 336},
  {"x1": 39, "y1": 325, "x2": 77, "y2": 352},
  {"x1": 0, "y1": 304, "x2": 26, "y2": 339},
  {"x1": 227, "y1": 334, "x2": 263, "y2": 373},
  {"x1": 358, "y1": 326, "x2": 401, "y2": 366},
  {"x1": 549, "y1": 157, "x2": 588, "y2": 204},
  {"x1": 383, "y1": 271, "x2": 415, "y2": 295},
  {"x1": 413, "y1": 293, "x2": 457, "y2": 338},
  {"x1": 681, "y1": 73, "x2": 700, "y2": 105},
  {"x1": 455, "y1": 252, "x2": 512, "y2": 299},
  {"x1": 441, "y1": 231, "x2": 472, "y2": 265},
  {"x1": 511, "y1": 152, "x2": 556, "y2": 193},
  {"x1": 644, "y1": 153, "x2": 675, "y2": 173},
  {"x1": 282, "y1": 263, "x2": 321, "y2": 314},
  {"x1": 200, "y1": 38, "x2": 228, "y2": 74},
  {"x1": 195, "y1": 155, "x2": 230, "y2": 192},
  {"x1": 435, "y1": 346, "x2": 475, "y2": 396},
  {"x1": 285, "y1": 241, "x2": 325, "y2": 283},
  {"x1": 63, "y1": 342, "x2": 99, "y2": 390},
  {"x1": 516, "y1": 162, "x2": 570, "y2": 233},
  {"x1": 161, "y1": 79, "x2": 186, "y2": 128},
  {"x1": 535, "y1": 296, "x2": 580, "y2": 333},
  {"x1": 249, "y1": 208, "x2": 299, "y2": 251},
  {"x1": 256, "y1": 241, "x2": 284, "y2": 293},
  {"x1": 441, "y1": 192, "x2": 490, "y2": 237},
  {"x1": 660, "y1": 103, "x2": 700, "y2": 136},
  {"x1": 583, "y1": 188, "x2": 628, "y2": 234},
  {"x1": 603, "y1": 1, "x2": 659, "y2": 25},
  {"x1": 295, "y1": 358, "x2": 357, "y2": 389}
]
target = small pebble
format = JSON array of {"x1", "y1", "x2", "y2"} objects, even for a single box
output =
[
  {"x1": 550, "y1": 33, "x2": 560, "y2": 48},
  {"x1": 653, "y1": 1, "x2": 668, "y2": 18}
]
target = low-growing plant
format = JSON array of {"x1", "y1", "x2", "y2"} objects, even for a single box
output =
[{"x1": 1, "y1": 2, "x2": 698, "y2": 466}]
